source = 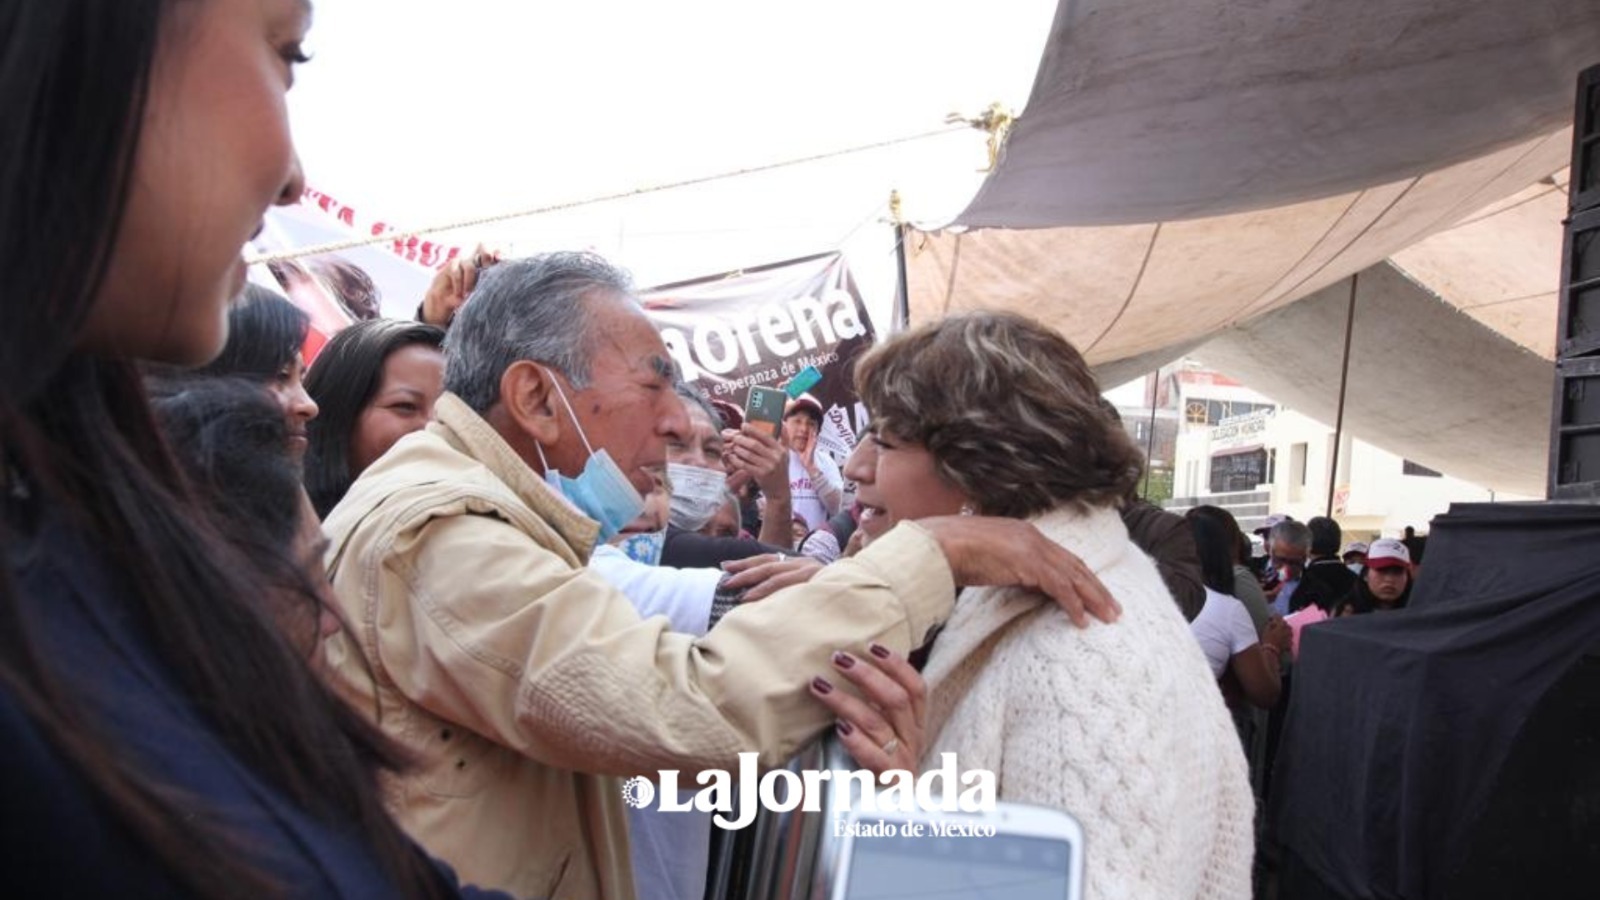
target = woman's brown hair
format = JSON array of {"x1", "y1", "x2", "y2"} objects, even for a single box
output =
[{"x1": 855, "y1": 311, "x2": 1143, "y2": 519}]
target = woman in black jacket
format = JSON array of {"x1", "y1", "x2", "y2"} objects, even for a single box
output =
[{"x1": 0, "y1": 2, "x2": 493, "y2": 896}]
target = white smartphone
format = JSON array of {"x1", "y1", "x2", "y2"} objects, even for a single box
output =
[{"x1": 827, "y1": 801, "x2": 1085, "y2": 900}]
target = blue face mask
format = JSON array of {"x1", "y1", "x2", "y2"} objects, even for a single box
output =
[{"x1": 535, "y1": 373, "x2": 646, "y2": 543}]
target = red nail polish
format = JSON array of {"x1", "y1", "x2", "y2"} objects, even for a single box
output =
[
  {"x1": 811, "y1": 676, "x2": 833, "y2": 695},
  {"x1": 836, "y1": 720, "x2": 855, "y2": 736},
  {"x1": 832, "y1": 651, "x2": 856, "y2": 669},
  {"x1": 869, "y1": 642, "x2": 891, "y2": 660}
]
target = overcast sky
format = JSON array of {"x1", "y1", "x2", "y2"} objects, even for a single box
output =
[{"x1": 285, "y1": 0, "x2": 1058, "y2": 298}]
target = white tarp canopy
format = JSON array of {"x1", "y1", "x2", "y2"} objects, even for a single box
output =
[
  {"x1": 908, "y1": 128, "x2": 1571, "y2": 370},
  {"x1": 1194, "y1": 263, "x2": 1555, "y2": 496},
  {"x1": 1390, "y1": 171, "x2": 1570, "y2": 358}
]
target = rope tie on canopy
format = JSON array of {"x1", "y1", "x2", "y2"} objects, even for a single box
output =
[
  {"x1": 246, "y1": 120, "x2": 986, "y2": 265},
  {"x1": 945, "y1": 102, "x2": 1016, "y2": 172}
]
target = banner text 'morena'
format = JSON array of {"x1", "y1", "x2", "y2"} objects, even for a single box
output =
[{"x1": 656, "y1": 289, "x2": 868, "y2": 382}]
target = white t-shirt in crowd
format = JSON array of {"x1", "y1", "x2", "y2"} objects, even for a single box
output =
[
  {"x1": 1190, "y1": 587, "x2": 1260, "y2": 678},
  {"x1": 588, "y1": 544, "x2": 721, "y2": 900},
  {"x1": 588, "y1": 544, "x2": 720, "y2": 636},
  {"x1": 787, "y1": 449, "x2": 843, "y2": 530}
]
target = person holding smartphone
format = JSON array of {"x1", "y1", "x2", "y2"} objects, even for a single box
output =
[{"x1": 781, "y1": 393, "x2": 844, "y2": 531}]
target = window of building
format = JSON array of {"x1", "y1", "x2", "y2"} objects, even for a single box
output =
[
  {"x1": 1289, "y1": 442, "x2": 1308, "y2": 501},
  {"x1": 1210, "y1": 449, "x2": 1269, "y2": 494},
  {"x1": 1184, "y1": 399, "x2": 1276, "y2": 427}
]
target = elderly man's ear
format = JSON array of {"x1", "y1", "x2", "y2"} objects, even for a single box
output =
[{"x1": 498, "y1": 361, "x2": 564, "y2": 447}]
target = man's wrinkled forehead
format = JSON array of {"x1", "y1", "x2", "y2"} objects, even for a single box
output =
[{"x1": 592, "y1": 294, "x2": 679, "y2": 380}]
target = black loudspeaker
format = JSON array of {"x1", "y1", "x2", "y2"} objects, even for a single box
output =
[{"x1": 1549, "y1": 64, "x2": 1600, "y2": 500}]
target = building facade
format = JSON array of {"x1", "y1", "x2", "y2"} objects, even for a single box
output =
[{"x1": 1144, "y1": 362, "x2": 1534, "y2": 542}]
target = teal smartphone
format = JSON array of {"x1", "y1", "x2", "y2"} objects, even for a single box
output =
[
  {"x1": 744, "y1": 385, "x2": 788, "y2": 438},
  {"x1": 786, "y1": 366, "x2": 823, "y2": 398}
]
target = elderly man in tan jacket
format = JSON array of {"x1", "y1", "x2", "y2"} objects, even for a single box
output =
[{"x1": 320, "y1": 252, "x2": 1116, "y2": 899}]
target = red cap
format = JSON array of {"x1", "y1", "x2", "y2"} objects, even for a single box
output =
[
  {"x1": 709, "y1": 399, "x2": 744, "y2": 431},
  {"x1": 784, "y1": 393, "x2": 824, "y2": 421}
]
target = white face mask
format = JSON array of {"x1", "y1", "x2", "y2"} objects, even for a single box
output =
[{"x1": 666, "y1": 462, "x2": 726, "y2": 531}]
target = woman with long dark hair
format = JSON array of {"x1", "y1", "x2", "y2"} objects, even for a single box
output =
[
  {"x1": 1186, "y1": 504, "x2": 1273, "y2": 634},
  {"x1": 150, "y1": 375, "x2": 342, "y2": 657},
  {"x1": 1186, "y1": 513, "x2": 1287, "y2": 710},
  {"x1": 303, "y1": 317, "x2": 445, "y2": 517},
  {"x1": 195, "y1": 283, "x2": 320, "y2": 462},
  {"x1": 0, "y1": 2, "x2": 475, "y2": 895}
]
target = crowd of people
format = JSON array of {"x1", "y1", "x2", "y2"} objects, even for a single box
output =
[
  {"x1": 0, "y1": 2, "x2": 1444, "y2": 899},
  {"x1": 1172, "y1": 506, "x2": 1423, "y2": 892}
]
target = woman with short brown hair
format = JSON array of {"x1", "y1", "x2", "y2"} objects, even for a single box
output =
[{"x1": 846, "y1": 311, "x2": 1253, "y2": 900}]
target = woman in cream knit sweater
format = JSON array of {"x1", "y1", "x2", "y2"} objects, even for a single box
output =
[{"x1": 844, "y1": 312, "x2": 1254, "y2": 899}]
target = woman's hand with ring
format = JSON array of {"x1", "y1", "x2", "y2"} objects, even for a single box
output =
[{"x1": 808, "y1": 643, "x2": 925, "y2": 775}]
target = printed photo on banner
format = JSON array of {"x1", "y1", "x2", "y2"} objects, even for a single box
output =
[{"x1": 248, "y1": 188, "x2": 467, "y2": 363}]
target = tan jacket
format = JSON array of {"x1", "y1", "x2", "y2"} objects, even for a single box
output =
[{"x1": 321, "y1": 394, "x2": 954, "y2": 899}]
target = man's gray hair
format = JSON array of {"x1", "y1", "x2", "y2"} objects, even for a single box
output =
[
  {"x1": 443, "y1": 252, "x2": 636, "y2": 412},
  {"x1": 1269, "y1": 519, "x2": 1312, "y2": 550},
  {"x1": 673, "y1": 381, "x2": 717, "y2": 427}
]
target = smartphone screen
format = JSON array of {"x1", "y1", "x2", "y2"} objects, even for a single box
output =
[{"x1": 841, "y1": 831, "x2": 1075, "y2": 899}]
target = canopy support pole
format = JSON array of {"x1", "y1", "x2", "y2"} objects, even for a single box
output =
[
  {"x1": 1327, "y1": 274, "x2": 1358, "y2": 517},
  {"x1": 1143, "y1": 367, "x2": 1161, "y2": 498},
  {"x1": 890, "y1": 190, "x2": 911, "y2": 332}
]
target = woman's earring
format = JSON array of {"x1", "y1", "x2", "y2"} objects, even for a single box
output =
[{"x1": 959, "y1": 502, "x2": 976, "y2": 516}]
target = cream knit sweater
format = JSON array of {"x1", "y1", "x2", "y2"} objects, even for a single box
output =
[{"x1": 920, "y1": 504, "x2": 1254, "y2": 900}]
